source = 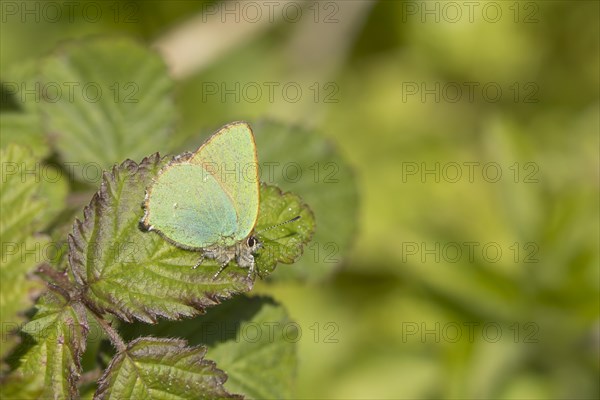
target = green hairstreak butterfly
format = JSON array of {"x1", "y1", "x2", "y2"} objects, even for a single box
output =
[{"x1": 141, "y1": 121, "x2": 297, "y2": 279}]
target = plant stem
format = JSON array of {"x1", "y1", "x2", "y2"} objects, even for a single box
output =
[
  {"x1": 88, "y1": 309, "x2": 127, "y2": 353},
  {"x1": 36, "y1": 263, "x2": 71, "y2": 288},
  {"x1": 37, "y1": 263, "x2": 127, "y2": 352}
]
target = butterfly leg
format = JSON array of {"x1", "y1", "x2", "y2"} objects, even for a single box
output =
[
  {"x1": 236, "y1": 253, "x2": 256, "y2": 280},
  {"x1": 193, "y1": 255, "x2": 205, "y2": 269},
  {"x1": 247, "y1": 261, "x2": 255, "y2": 279},
  {"x1": 212, "y1": 262, "x2": 229, "y2": 279},
  {"x1": 210, "y1": 250, "x2": 235, "y2": 280}
]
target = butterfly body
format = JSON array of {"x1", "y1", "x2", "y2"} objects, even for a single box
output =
[{"x1": 199, "y1": 235, "x2": 262, "y2": 277}]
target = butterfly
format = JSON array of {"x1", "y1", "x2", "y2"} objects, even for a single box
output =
[{"x1": 141, "y1": 121, "x2": 297, "y2": 279}]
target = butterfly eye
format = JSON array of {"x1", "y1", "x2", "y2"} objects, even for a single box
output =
[{"x1": 247, "y1": 236, "x2": 256, "y2": 247}]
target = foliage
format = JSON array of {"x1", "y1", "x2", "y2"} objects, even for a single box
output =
[
  {"x1": 1, "y1": 1, "x2": 597, "y2": 399},
  {"x1": 0, "y1": 37, "x2": 330, "y2": 399}
]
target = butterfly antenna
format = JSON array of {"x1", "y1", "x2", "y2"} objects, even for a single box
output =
[{"x1": 256, "y1": 216, "x2": 301, "y2": 234}]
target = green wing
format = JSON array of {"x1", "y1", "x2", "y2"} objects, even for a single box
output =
[
  {"x1": 188, "y1": 121, "x2": 260, "y2": 241},
  {"x1": 144, "y1": 163, "x2": 238, "y2": 248}
]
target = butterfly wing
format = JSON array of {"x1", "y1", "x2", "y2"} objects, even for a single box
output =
[
  {"x1": 143, "y1": 163, "x2": 238, "y2": 249},
  {"x1": 188, "y1": 121, "x2": 260, "y2": 242}
]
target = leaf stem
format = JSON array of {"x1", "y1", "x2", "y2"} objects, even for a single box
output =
[
  {"x1": 38, "y1": 262, "x2": 128, "y2": 352},
  {"x1": 88, "y1": 308, "x2": 127, "y2": 353},
  {"x1": 36, "y1": 263, "x2": 71, "y2": 288}
]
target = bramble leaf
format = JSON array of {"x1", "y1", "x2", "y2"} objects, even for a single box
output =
[
  {"x1": 0, "y1": 145, "x2": 66, "y2": 362},
  {"x1": 39, "y1": 37, "x2": 176, "y2": 180},
  {"x1": 2, "y1": 291, "x2": 88, "y2": 399},
  {"x1": 120, "y1": 296, "x2": 297, "y2": 399},
  {"x1": 69, "y1": 154, "x2": 314, "y2": 323},
  {"x1": 254, "y1": 184, "x2": 315, "y2": 277},
  {"x1": 95, "y1": 337, "x2": 241, "y2": 400},
  {"x1": 205, "y1": 296, "x2": 297, "y2": 399}
]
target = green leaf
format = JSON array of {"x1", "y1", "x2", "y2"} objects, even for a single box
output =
[
  {"x1": 39, "y1": 37, "x2": 176, "y2": 180},
  {"x1": 68, "y1": 154, "x2": 313, "y2": 323},
  {"x1": 0, "y1": 61, "x2": 49, "y2": 158},
  {"x1": 0, "y1": 113, "x2": 47, "y2": 159},
  {"x1": 95, "y1": 337, "x2": 241, "y2": 400},
  {"x1": 206, "y1": 297, "x2": 297, "y2": 399},
  {"x1": 254, "y1": 184, "x2": 315, "y2": 277},
  {"x1": 120, "y1": 296, "x2": 297, "y2": 400},
  {"x1": 2, "y1": 291, "x2": 88, "y2": 399},
  {"x1": 252, "y1": 120, "x2": 358, "y2": 281},
  {"x1": 0, "y1": 145, "x2": 53, "y2": 362}
]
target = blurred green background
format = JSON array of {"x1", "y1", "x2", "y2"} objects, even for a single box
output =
[{"x1": 1, "y1": 1, "x2": 598, "y2": 398}]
